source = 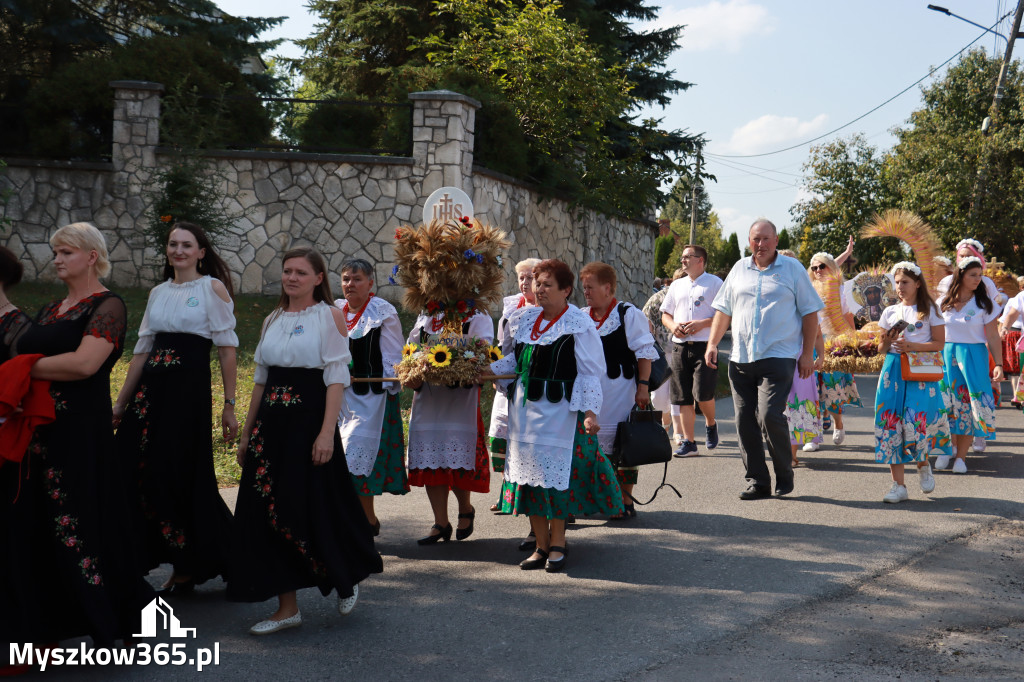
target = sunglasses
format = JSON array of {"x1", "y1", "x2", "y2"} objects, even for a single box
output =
[{"x1": 810, "y1": 264, "x2": 828, "y2": 271}]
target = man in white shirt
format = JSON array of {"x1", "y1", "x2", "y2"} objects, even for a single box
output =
[
  {"x1": 660, "y1": 245, "x2": 723, "y2": 456},
  {"x1": 705, "y1": 220, "x2": 823, "y2": 500}
]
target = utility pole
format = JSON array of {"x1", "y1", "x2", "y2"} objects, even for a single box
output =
[
  {"x1": 971, "y1": 0, "x2": 1024, "y2": 224},
  {"x1": 689, "y1": 150, "x2": 701, "y2": 245}
]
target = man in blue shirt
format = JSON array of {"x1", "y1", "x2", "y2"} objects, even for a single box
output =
[{"x1": 704, "y1": 220, "x2": 823, "y2": 499}]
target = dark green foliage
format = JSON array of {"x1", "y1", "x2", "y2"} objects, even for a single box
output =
[
  {"x1": 653, "y1": 234, "x2": 675, "y2": 277},
  {"x1": 725, "y1": 233, "x2": 741, "y2": 267},
  {"x1": 777, "y1": 228, "x2": 791, "y2": 251}
]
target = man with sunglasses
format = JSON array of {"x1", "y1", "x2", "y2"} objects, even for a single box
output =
[
  {"x1": 704, "y1": 220, "x2": 822, "y2": 500},
  {"x1": 660, "y1": 244, "x2": 722, "y2": 457}
]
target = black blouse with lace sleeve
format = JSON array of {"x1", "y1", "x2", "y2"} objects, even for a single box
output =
[{"x1": 0, "y1": 308, "x2": 30, "y2": 363}]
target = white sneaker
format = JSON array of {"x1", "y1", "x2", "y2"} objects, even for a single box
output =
[
  {"x1": 934, "y1": 455, "x2": 952, "y2": 470},
  {"x1": 250, "y1": 612, "x2": 302, "y2": 635},
  {"x1": 337, "y1": 584, "x2": 359, "y2": 615},
  {"x1": 973, "y1": 436, "x2": 986, "y2": 452},
  {"x1": 952, "y1": 458, "x2": 968, "y2": 474},
  {"x1": 883, "y1": 482, "x2": 909, "y2": 503},
  {"x1": 832, "y1": 428, "x2": 846, "y2": 445},
  {"x1": 918, "y1": 464, "x2": 935, "y2": 493},
  {"x1": 802, "y1": 441, "x2": 819, "y2": 452}
]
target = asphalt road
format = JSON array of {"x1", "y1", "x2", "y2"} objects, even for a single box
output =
[{"x1": 39, "y1": 371, "x2": 1024, "y2": 681}]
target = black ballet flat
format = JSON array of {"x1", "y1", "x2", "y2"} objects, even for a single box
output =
[
  {"x1": 417, "y1": 523, "x2": 453, "y2": 545},
  {"x1": 518, "y1": 530, "x2": 536, "y2": 552},
  {"x1": 156, "y1": 578, "x2": 195, "y2": 596},
  {"x1": 371, "y1": 519, "x2": 381, "y2": 537},
  {"x1": 545, "y1": 545, "x2": 568, "y2": 573},
  {"x1": 519, "y1": 548, "x2": 549, "y2": 570},
  {"x1": 455, "y1": 507, "x2": 475, "y2": 541}
]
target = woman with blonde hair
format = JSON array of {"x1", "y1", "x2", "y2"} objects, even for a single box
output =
[
  {"x1": 1, "y1": 223, "x2": 153, "y2": 653},
  {"x1": 229, "y1": 247, "x2": 381, "y2": 634},
  {"x1": 489, "y1": 257, "x2": 541, "y2": 514},
  {"x1": 807, "y1": 251, "x2": 862, "y2": 449}
]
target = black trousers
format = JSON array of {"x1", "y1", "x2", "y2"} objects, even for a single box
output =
[{"x1": 728, "y1": 358, "x2": 795, "y2": 489}]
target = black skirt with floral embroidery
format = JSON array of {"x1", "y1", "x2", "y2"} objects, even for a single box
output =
[
  {"x1": 227, "y1": 367, "x2": 382, "y2": 603},
  {"x1": 0, "y1": 293, "x2": 154, "y2": 652},
  {"x1": 114, "y1": 332, "x2": 233, "y2": 584}
]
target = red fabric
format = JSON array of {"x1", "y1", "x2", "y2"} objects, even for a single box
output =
[
  {"x1": 408, "y1": 407, "x2": 491, "y2": 493},
  {"x1": 1002, "y1": 331, "x2": 1021, "y2": 374},
  {"x1": 0, "y1": 354, "x2": 55, "y2": 466}
]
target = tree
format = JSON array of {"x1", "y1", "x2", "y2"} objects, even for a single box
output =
[
  {"x1": 660, "y1": 177, "x2": 712, "y2": 225},
  {"x1": 665, "y1": 212, "x2": 730, "y2": 275},
  {"x1": 293, "y1": 0, "x2": 704, "y2": 217},
  {"x1": 724, "y1": 232, "x2": 741, "y2": 269},
  {"x1": 884, "y1": 49, "x2": 1024, "y2": 272},
  {"x1": 653, "y1": 234, "x2": 674, "y2": 278},
  {"x1": 790, "y1": 133, "x2": 901, "y2": 266}
]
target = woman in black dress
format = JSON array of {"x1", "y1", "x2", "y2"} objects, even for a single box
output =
[
  {"x1": 0, "y1": 223, "x2": 152, "y2": 657},
  {"x1": 113, "y1": 222, "x2": 237, "y2": 594},
  {"x1": 0, "y1": 245, "x2": 29, "y2": 361},
  {"x1": 228, "y1": 247, "x2": 382, "y2": 635}
]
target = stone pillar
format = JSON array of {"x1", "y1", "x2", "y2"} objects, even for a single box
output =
[
  {"x1": 109, "y1": 80, "x2": 164, "y2": 284},
  {"x1": 408, "y1": 90, "x2": 481, "y2": 206}
]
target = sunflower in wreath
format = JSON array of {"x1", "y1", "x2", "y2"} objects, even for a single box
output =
[{"x1": 427, "y1": 344, "x2": 453, "y2": 368}]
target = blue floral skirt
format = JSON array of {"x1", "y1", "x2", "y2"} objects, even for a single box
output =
[
  {"x1": 943, "y1": 343, "x2": 996, "y2": 440},
  {"x1": 874, "y1": 354, "x2": 951, "y2": 464}
]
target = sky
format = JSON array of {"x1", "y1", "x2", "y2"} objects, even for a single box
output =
[{"x1": 214, "y1": 0, "x2": 1021, "y2": 238}]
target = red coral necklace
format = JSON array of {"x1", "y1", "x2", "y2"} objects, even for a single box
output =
[
  {"x1": 343, "y1": 293, "x2": 373, "y2": 332},
  {"x1": 590, "y1": 298, "x2": 617, "y2": 329},
  {"x1": 531, "y1": 305, "x2": 569, "y2": 341}
]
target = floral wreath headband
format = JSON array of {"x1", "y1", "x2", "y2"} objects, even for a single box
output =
[
  {"x1": 956, "y1": 238, "x2": 984, "y2": 254},
  {"x1": 933, "y1": 256, "x2": 951, "y2": 266},
  {"x1": 958, "y1": 256, "x2": 983, "y2": 270},
  {"x1": 891, "y1": 261, "x2": 921, "y2": 276}
]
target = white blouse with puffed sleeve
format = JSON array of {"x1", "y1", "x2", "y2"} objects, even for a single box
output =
[
  {"x1": 134, "y1": 276, "x2": 238, "y2": 354},
  {"x1": 253, "y1": 301, "x2": 351, "y2": 387}
]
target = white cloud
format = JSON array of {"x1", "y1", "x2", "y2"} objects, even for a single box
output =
[
  {"x1": 717, "y1": 113, "x2": 829, "y2": 155},
  {"x1": 715, "y1": 207, "x2": 756, "y2": 238},
  {"x1": 643, "y1": 1, "x2": 777, "y2": 53}
]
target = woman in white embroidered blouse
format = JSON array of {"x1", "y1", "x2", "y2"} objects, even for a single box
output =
[
  {"x1": 228, "y1": 248, "x2": 382, "y2": 636},
  {"x1": 112, "y1": 222, "x2": 238, "y2": 594},
  {"x1": 579, "y1": 262, "x2": 658, "y2": 521},
  {"x1": 404, "y1": 307, "x2": 494, "y2": 544},
  {"x1": 489, "y1": 259, "x2": 624, "y2": 573},
  {"x1": 335, "y1": 258, "x2": 408, "y2": 535},
  {"x1": 488, "y1": 257, "x2": 540, "y2": 514}
]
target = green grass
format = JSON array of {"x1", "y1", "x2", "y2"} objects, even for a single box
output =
[{"x1": 14, "y1": 281, "x2": 495, "y2": 486}]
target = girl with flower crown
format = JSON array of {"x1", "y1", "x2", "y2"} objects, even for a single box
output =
[
  {"x1": 936, "y1": 257, "x2": 1003, "y2": 474},
  {"x1": 334, "y1": 258, "x2": 408, "y2": 537},
  {"x1": 873, "y1": 262, "x2": 950, "y2": 503}
]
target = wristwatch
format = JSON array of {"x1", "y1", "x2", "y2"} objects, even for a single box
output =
[{"x1": 224, "y1": 398, "x2": 236, "y2": 407}]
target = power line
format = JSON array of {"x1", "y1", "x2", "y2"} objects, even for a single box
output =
[
  {"x1": 711, "y1": 20, "x2": 995, "y2": 159},
  {"x1": 706, "y1": 156, "x2": 799, "y2": 188}
]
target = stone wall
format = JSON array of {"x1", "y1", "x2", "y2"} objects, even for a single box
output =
[{"x1": 1, "y1": 82, "x2": 657, "y2": 307}]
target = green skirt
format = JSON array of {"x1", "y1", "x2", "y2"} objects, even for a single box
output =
[
  {"x1": 351, "y1": 393, "x2": 409, "y2": 497},
  {"x1": 490, "y1": 437, "x2": 507, "y2": 472},
  {"x1": 500, "y1": 413, "x2": 624, "y2": 520}
]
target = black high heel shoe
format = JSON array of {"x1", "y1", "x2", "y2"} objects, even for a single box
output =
[
  {"x1": 545, "y1": 545, "x2": 568, "y2": 573},
  {"x1": 455, "y1": 507, "x2": 475, "y2": 541},
  {"x1": 156, "y1": 577, "x2": 196, "y2": 596},
  {"x1": 371, "y1": 519, "x2": 381, "y2": 537},
  {"x1": 518, "y1": 530, "x2": 536, "y2": 552},
  {"x1": 519, "y1": 548, "x2": 549, "y2": 570},
  {"x1": 417, "y1": 523, "x2": 453, "y2": 545}
]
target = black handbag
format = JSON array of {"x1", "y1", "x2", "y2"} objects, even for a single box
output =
[
  {"x1": 615, "y1": 302, "x2": 671, "y2": 391},
  {"x1": 647, "y1": 340, "x2": 671, "y2": 391},
  {"x1": 611, "y1": 406, "x2": 682, "y2": 506}
]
